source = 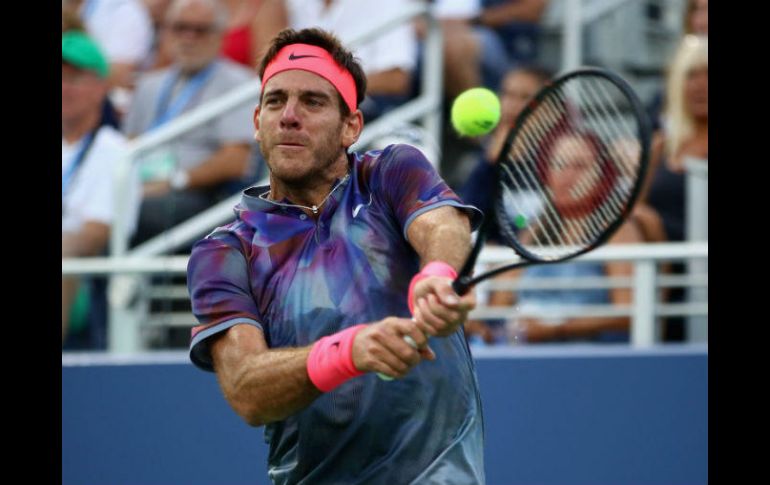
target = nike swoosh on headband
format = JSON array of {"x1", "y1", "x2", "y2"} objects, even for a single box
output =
[{"x1": 289, "y1": 52, "x2": 320, "y2": 60}]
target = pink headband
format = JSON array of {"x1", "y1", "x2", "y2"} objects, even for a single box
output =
[{"x1": 261, "y1": 43, "x2": 358, "y2": 112}]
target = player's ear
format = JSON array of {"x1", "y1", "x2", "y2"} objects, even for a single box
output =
[
  {"x1": 253, "y1": 105, "x2": 261, "y2": 142},
  {"x1": 341, "y1": 110, "x2": 363, "y2": 148}
]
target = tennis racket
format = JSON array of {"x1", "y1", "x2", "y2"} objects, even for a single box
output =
[
  {"x1": 452, "y1": 66, "x2": 651, "y2": 295},
  {"x1": 378, "y1": 67, "x2": 651, "y2": 380}
]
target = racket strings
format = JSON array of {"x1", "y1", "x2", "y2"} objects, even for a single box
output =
[
  {"x1": 504, "y1": 92, "x2": 592, "y2": 253},
  {"x1": 577, "y1": 79, "x2": 640, "y2": 182},
  {"x1": 572, "y1": 79, "x2": 641, "y2": 219},
  {"x1": 497, "y1": 74, "x2": 643, "y2": 260},
  {"x1": 514, "y1": 96, "x2": 582, "y2": 248},
  {"x1": 501, "y1": 118, "x2": 579, "y2": 251}
]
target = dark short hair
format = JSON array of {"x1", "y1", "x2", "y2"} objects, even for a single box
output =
[{"x1": 258, "y1": 28, "x2": 368, "y2": 117}]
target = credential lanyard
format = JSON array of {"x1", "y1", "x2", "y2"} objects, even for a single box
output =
[
  {"x1": 150, "y1": 62, "x2": 218, "y2": 130},
  {"x1": 62, "y1": 130, "x2": 97, "y2": 197}
]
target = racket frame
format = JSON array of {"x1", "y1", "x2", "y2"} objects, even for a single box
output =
[{"x1": 453, "y1": 67, "x2": 652, "y2": 295}]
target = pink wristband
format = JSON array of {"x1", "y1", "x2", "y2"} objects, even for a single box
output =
[
  {"x1": 407, "y1": 261, "x2": 459, "y2": 314},
  {"x1": 307, "y1": 324, "x2": 366, "y2": 392}
]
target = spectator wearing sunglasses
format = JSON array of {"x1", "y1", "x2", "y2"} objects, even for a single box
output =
[{"x1": 123, "y1": 0, "x2": 258, "y2": 247}]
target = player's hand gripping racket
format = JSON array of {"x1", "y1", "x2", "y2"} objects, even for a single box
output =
[
  {"x1": 378, "y1": 68, "x2": 651, "y2": 381},
  {"x1": 452, "y1": 67, "x2": 652, "y2": 295}
]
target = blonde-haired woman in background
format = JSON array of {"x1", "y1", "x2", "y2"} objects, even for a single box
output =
[
  {"x1": 661, "y1": 35, "x2": 708, "y2": 171},
  {"x1": 642, "y1": 34, "x2": 707, "y2": 241},
  {"x1": 635, "y1": 34, "x2": 707, "y2": 341}
]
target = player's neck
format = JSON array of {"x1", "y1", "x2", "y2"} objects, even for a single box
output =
[
  {"x1": 62, "y1": 110, "x2": 101, "y2": 144},
  {"x1": 267, "y1": 159, "x2": 350, "y2": 215}
]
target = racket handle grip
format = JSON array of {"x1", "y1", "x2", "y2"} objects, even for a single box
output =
[
  {"x1": 377, "y1": 335, "x2": 418, "y2": 381},
  {"x1": 451, "y1": 276, "x2": 472, "y2": 296}
]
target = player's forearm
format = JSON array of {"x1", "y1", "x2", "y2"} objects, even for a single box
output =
[
  {"x1": 210, "y1": 324, "x2": 320, "y2": 426},
  {"x1": 220, "y1": 345, "x2": 320, "y2": 427},
  {"x1": 407, "y1": 206, "x2": 472, "y2": 271}
]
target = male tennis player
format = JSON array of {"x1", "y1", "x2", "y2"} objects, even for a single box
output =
[{"x1": 188, "y1": 28, "x2": 485, "y2": 484}]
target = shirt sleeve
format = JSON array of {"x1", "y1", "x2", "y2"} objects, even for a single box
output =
[
  {"x1": 373, "y1": 144, "x2": 484, "y2": 241},
  {"x1": 187, "y1": 229, "x2": 263, "y2": 372}
]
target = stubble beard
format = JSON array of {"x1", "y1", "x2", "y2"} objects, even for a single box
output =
[{"x1": 261, "y1": 123, "x2": 347, "y2": 188}]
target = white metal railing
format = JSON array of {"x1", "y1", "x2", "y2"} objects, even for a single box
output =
[
  {"x1": 63, "y1": 242, "x2": 708, "y2": 351},
  {"x1": 685, "y1": 157, "x2": 708, "y2": 342}
]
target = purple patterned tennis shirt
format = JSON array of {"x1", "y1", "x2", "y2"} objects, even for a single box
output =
[{"x1": 188, "y1": 144, "x2": 485, "y2": 484}]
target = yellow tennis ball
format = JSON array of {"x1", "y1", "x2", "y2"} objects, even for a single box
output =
[{"x1": 451, "y1": 87, "x2": 501, "y2": 137}]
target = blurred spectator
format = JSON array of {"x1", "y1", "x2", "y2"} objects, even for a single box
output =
[
  {"x1": 427, "y1": 0, "x2": 548, "y2": 98},
  {"x1": 123, "y1": 0, "x2": 256, "y2": 247},
  {"x1": 63, "y1": 0, "x2": 155, "y2": 115},
  {"x1": 641, "y1": 35, "x2": 707, "y2": 340},
  {"x1": 458, "y1": 65, "x2": 551, "y2": 243},
  {"x1": 634, "y1": 34, "x2": 708, "y2": 342},
  {"x1": 684, "y1": 0, "x2": 707, "y2": 36},
  {"x1": 62, "y1": 32, "x2": 141, "y2": 347},
  {"x1": 472, "y1": 134, "x2": 661, "y2": 345},
  {"x1": 220, "y1": 0, "x2": 288, "y2": 69},
  {"x1": 62, "y1": 1, "x2": 85, "y2": 32},
  {"x1": 460, "y1": 65, "x2": 550, "y2": 344},
  {"x1": 647, "y1": 0, "x2": 706, "y2": 134},
  {"x1": 641, "y1": 35, "x2": 707, "y2": 244},
  {"x1": 476, "y1": 0, "x2": 549, "y2": 89},
  {"x1": 62, "y1": 5, "x2": 122, "y2": 129},
  {"x1": 140, "y1": 0, "x2": 175, "y2": 71},
  {"x1": 265, "y1": 0, "x2": 418, "y2": 122}
]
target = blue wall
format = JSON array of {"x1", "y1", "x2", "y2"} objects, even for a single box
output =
[{"x1": 62, "y1": 345, "x2": 707, "y2": 485}]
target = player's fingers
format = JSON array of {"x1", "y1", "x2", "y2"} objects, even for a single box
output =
[
  {"x1": 377, "y1": 322, "x2": 421, "y2": 368},
  {"x1": 416, "y1": 296, "x2": 445, "y2": 329},
  {"x1": 372, "y1": 358, "x2": 408, "y2": 380},
  {"x1": 403, "y1": 320, "x2": 429, "y2": 349},
  {"x1": 457, "y1": 290, "x2": 477, "y2": 312},
  {"x1": 425, "y1": 293, "x2": 461, "y2": 324},
  {"x1": 433, "y1": 280, "x2": 462, "y2": 308},
  {"x1": 418, "y1": 346, "x2": 436, "y2": 361},
  {"x1": 403, "y1": 325, "x2": 435, "y2": 360},
  {"x1": 369, "y1": 339, "x2": 414, "y2": 375},
  {"x1": 413, "y1": 305, "x2": 439, "y2": 336}
]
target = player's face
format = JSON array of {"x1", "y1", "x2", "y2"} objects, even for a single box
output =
[{"x1": 256, "y1": 70, "x2": 360, "y2": 185}]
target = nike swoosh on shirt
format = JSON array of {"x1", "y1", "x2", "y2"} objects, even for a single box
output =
[
  {"x1": 289, "y1": 53, "x2": 320, "y2": 60},
  {"x1": 352, "y1": 193, "x2": 373, "y2": 218}
]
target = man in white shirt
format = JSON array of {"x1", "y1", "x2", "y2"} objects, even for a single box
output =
[{"x1": 62, "y1": 31, "x2": 141, "y2": 345}]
